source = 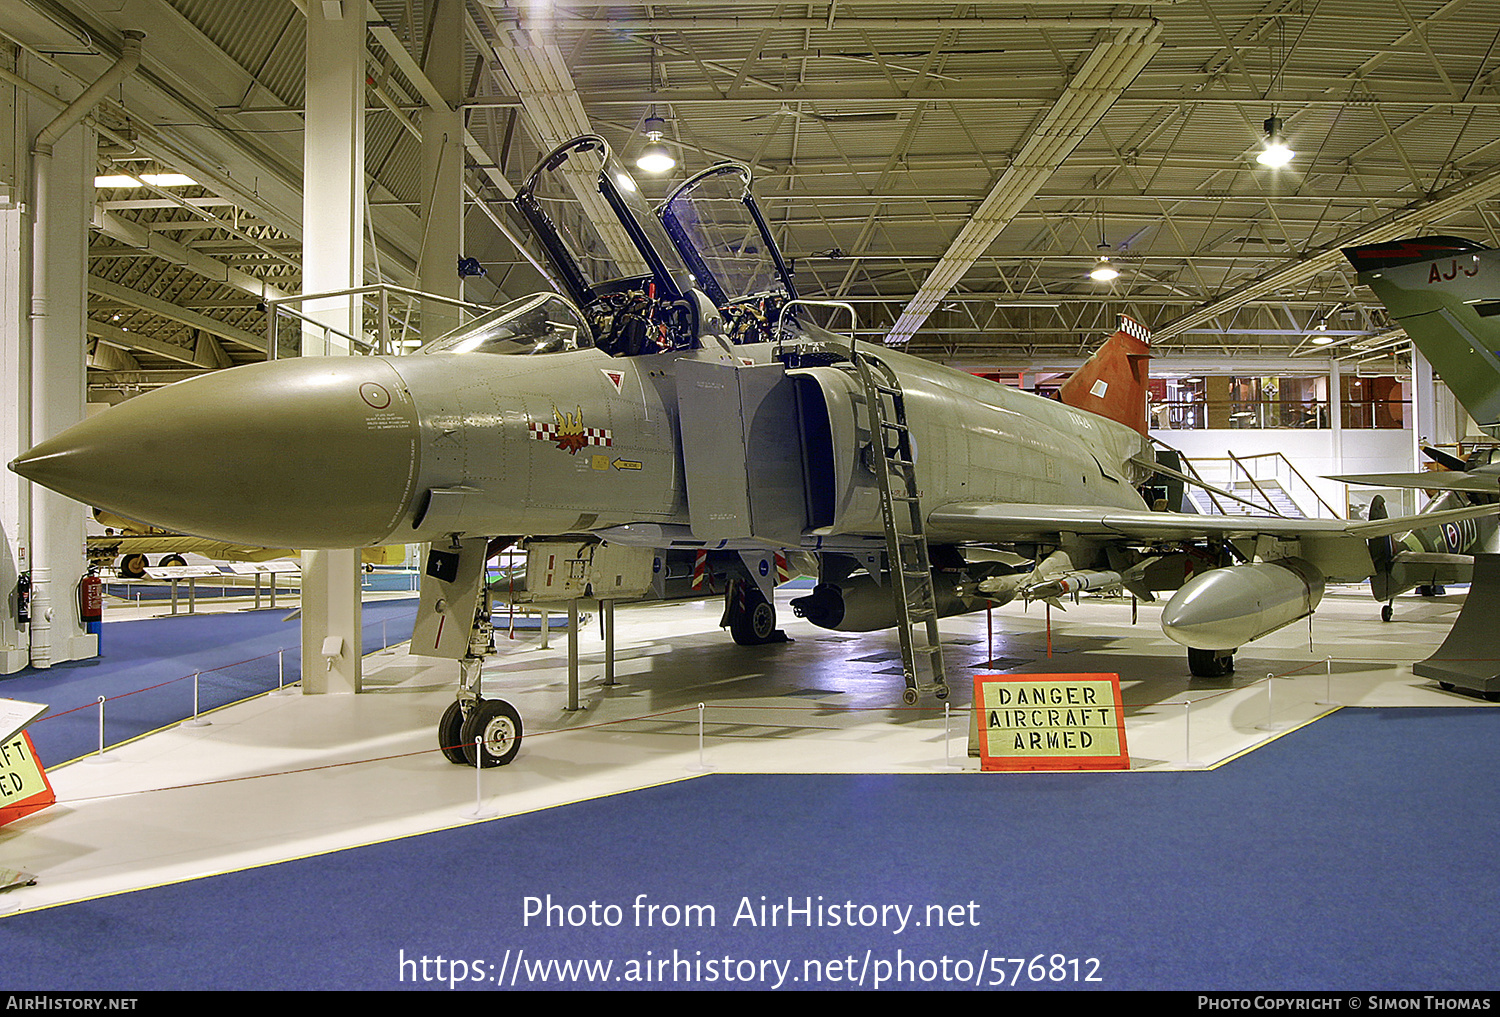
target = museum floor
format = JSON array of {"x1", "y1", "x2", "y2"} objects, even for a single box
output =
[{"x1": 0, "y1": 579, "x2": 1489, "y2": 922}]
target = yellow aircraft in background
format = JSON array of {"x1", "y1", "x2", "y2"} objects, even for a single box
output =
[{"x1": 89, "y1": 509, "x2": 406, "y2": 578}]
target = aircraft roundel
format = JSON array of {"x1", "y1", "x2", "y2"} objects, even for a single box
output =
[{"x1": 759, "y1": 558, "x2": 770, "y2": 577}]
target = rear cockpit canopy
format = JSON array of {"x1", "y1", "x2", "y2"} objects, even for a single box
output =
[{"x1": 658, "y1": 163, "x2": 796, "y2": 308}]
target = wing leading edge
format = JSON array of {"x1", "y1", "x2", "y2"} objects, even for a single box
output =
[{"x1": 926, "y1": 499, "x2": 1500, "y2": 545}]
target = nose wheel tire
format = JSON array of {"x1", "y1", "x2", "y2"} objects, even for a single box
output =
[
  {"x1": 459, "y1": 699, "x2": 523, "y2": 768},
  {"x1": 438, "y1": 700, "x2": 469, "y2": 765}
]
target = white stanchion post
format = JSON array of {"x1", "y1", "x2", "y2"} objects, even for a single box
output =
[
  {"x1": 181, "y1": 671, "x2": 211, "y2": 727},
  {"x1": 1181, "y1": 700, "x2": 1206, "y2": 768},
  {"x1": 1317, "y1": 655, "x2": 1339, "y2": 706},
  {"x1": 86, "y1": 696, "x2": 116, "y2": 764},
  {"x1": 1257, "y1": 672, "x2": 1293, "y2": 732},
  {"x1": 941, "y1": 702, "x2": 962, "y2": 770},
  {"x1": 271, "y1": 647, "x2": 295, "y2": 696},
  {"x1": 687, "y1": 702, "x2": 711, "y2": 773},
  {"x1": 463, "y1": 736, "x2": 498, "y2": 820}
]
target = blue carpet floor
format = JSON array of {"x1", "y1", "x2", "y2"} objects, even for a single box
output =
[
  {"x1": 1, "y1": 705, "x2": 1496, "y2": 991},
  {"x1": 0, "y1": 599, "x2": 417, "y2": 767}
]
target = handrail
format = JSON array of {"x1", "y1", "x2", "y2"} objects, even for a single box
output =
[
  {"x1": 772, "y1": 299, "x2": 858, "y2": 361},
  {"x1": 265, "y1": 284, "x2": 491, "y2": 359},
  {"x1": 1270, "y1": 452, "x2": 1342, "y2": 519},
  {"x1": 1226, "y1": 451, "x2": 1284, "y2": 516},
  {"x1": 1149, "y1": 445, "x2": 1271, "y2": 516},
  {"x1": 1182, "y1": 450, "x2": 1342, "y2": 519}
]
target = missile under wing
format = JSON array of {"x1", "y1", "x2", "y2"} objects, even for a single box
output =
[{"x1": 12, "y1": 137, "x2": 1500, "y2": 767}]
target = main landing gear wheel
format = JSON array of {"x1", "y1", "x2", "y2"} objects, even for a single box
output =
[
  {"x1": 460, "y1": 699, "x2": 523, "y2": 768},
  {"x1": 119, "y1": 554, "x2": 148, "y2": 579},
  {"x1": 729, "y1": 589, "x2": 778, "y2": 645},
  {"x1": 159, "y1": 554, "x2": 187, "y2": 567},
  {"x1": 1381, "y1": 603, "x2": 1394, "y2": 622},
  {"x1": 438, "y1": 700, "x2": 468, "y2": 765},
  {"x1": 1188, "y1": 647, "x2": 1235, "y2": 679}
]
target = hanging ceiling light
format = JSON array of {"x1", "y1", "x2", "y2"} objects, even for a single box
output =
[
  {"x1": 1256, "y1": 115, "x2": 1295, "y2": 167},
  {"x1": 1089, "y1": 201, "x2": 1119, "y2": 281},
  {"x1": 1256, "y1": 23, "x2": 1295, "y2": 168},
  {"x1": 1089, "y1": 257, "x2": 1120, "y2": 282},
  {"x1": 635, "y1": 43, "x2": 675, "y2": 174},
  {"x1": 636, "y1": 116, "x2": 675, "y2": 173}
]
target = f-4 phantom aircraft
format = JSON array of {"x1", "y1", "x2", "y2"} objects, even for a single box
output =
[{"x1": 12, "y1": 138, "x2": 1498, "y2": 766}]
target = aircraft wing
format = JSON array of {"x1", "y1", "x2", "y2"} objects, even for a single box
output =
[
  {"x1": 927, "y1": 500, "x2": 1500, "y2": 544},
  {"x1": 1328, "y1": 471, "x2": 1500, "y2": 494}
]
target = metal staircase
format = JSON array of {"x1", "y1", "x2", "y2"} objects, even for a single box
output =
[
  {"x1": 850, "y1": 349, "x2": 949, "y2": 705},
  {"x1": 1186, "y1": 479, "x2": 1308, "y2": 518}
]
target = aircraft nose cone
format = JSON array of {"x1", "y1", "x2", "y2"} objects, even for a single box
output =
[{"x1": 10, "y1": 357, "x2": 422, "y2": 549}]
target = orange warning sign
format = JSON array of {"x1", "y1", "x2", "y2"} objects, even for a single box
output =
[
  {"x1": 0, "y1": 731, "x2": 55, "y2": 827},
  {"x1": 973, "y1": 673, "x2": 1129, "y2": 771}
]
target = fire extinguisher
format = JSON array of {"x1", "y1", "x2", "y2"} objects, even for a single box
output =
[
  {"x1": 79, "y1": 569, "x2": 103, "y2": 629},
  {"x1": 14, "y1": 572, "x2": 29, "y2": 625}
]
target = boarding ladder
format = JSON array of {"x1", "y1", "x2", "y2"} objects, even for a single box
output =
[
  {"x1": 854, "y1": 352, "x2": 949, "y2": 704},
  {"x1": 775, "y1": 301, "x2": 948, "y2": 704}
]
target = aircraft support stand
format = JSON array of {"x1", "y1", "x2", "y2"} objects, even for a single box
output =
[
  {"x1": 602, "y1": 600, "x2": 617, "y2": 687},
  {"x1": 565, "y1": 600, "x2": 583, "y2": 712},
  {"x1": 1413, "y1": 552, "x2": 1500, "y2": 700}
]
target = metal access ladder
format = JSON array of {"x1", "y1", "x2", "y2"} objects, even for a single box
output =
[
  {"x1": 774, "y1": 300, "x2": 949, "y2": 704},
  {"x1": 850, "y1": 349, "x2": 949, "y2": 705}
]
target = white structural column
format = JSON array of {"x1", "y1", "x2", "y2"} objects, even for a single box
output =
[
  {"x1": 1412, "y1": 349, "x2": 1435, "y2": 468},
  {"x1": 300, "y1": 3, "x2": 366, "y2": 695},
  {"x1": 26, "y1": 109, "x2": 97, "y2": 669},
  {"x1": 0, "y1": 195, "x2": 28, "y2": 674},
  {"x1": 418, "y1": 0, "x2": 464, "y2": 340}
]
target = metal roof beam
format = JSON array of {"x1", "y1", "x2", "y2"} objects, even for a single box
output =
[
  {"x1": 1156, "y1": 162, "x2": 1500, "y2": 342},
  {"x1": 885, "y1": 22, "x2": 1164, "y2": 345}
]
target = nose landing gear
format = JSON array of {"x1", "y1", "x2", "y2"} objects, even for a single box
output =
[{"x1": 438, "y1": 589, "x2": 523, "y2": 768}]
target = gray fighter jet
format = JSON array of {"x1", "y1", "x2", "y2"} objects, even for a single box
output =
[{"x1": 12, "y1": 138, "x2": 1497, "y2": 765}]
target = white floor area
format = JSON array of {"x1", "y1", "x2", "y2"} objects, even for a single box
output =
[{"x1": 0, "y1": 583, "x2": 1491, "y2": 917}]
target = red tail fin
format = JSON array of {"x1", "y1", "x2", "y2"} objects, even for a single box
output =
[{"x1": 1058, "y1": 315, "x2": 1152, "y2": 435}]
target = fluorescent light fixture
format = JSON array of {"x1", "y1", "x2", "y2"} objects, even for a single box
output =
[
  {"x1": 139, "y1": 172, "x2": 198, "y2": 187},
  {"x1": 1089, "y1": 257, "x2": 1120, "y2": 282},
  {"x1": 94, "y1": 174, "x2": 142, "y2": 188},
  {"x1": 994, "y1": 300, "x2": 1062, "y2": 308},
  {"x1": 1256, "y1": 116, "x2": 1295, "y2": 167}
]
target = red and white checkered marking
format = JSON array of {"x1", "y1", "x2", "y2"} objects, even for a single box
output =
[{"x1": 529, "y1": 421, "x2": 613, "y2": 447}]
